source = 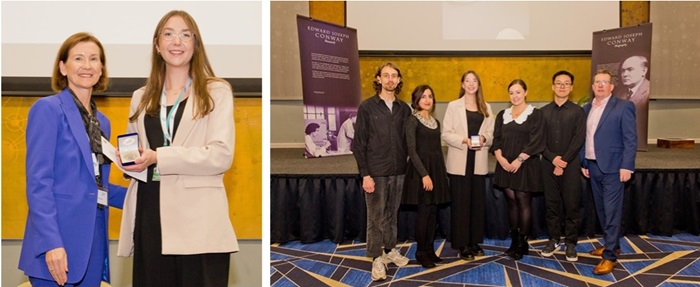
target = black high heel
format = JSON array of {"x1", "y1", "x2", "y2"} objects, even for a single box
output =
[{"x1": 415, "y1": 251, "x2": 436, "y2": 268}]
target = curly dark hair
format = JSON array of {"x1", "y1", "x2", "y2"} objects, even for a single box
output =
[{"x1": 372, "y1": 62, "x2": 403, "y2": 95}]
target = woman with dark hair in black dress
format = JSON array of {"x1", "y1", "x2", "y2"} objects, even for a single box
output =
[
  {"x1": 492, "y1": 79, "x2": 545, "y2": 260},
  {"x1": 402, "y1": 85, "x2": 450, "y2": 268}
]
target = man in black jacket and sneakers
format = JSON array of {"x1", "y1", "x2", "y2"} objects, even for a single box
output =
[{"x1": 353, "y1": 63, "x2": 411, "y2": 281}]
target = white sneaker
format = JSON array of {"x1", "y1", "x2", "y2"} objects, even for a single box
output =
[
  {"x1": 371, "y1": 257, "x2": 387, "y2": 281},
  {"x1": 382, "y1": 249, "x2": 409, "y2": 267}
]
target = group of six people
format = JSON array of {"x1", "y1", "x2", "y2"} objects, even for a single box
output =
[{"x1": 352, "y1": 63, "x2": 637, "y2": 281}]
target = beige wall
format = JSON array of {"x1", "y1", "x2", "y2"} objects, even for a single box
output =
[
  {"x1": 650, "y1": 1, "x2": 700, "y2": 99},
  {"x1": 270, "y1": 1, "x2": 307, "y2": 101}
]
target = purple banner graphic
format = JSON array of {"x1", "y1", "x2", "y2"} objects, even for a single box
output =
[
  {"x1": 297, "y1": 15, "x2": 361, "y2": 158},
  {"x1": 591, "y1": 23, "x2": 652, "y2": 151}
]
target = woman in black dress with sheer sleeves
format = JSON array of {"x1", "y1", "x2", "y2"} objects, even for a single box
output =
[{"x1": 402, "y1": 85, "x2": 450, "y2": 268}]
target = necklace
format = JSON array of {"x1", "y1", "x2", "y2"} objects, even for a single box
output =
[
  {"x1": 414, "y1": 113, "x2": 438, "y2": 129},
  {"x1": 512, "y1": 106, "x2": 525, "y2": 119}
]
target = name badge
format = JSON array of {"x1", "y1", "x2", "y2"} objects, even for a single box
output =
[
  {"x1": 97, "y1": 187, "x2": 108, "y2": 207},
  {"x1": 152, "y1": 165, "x2": 161, "y2": 182},
  {"x1": 92, "y1": 153, "x2": 100, "y2": 176}
]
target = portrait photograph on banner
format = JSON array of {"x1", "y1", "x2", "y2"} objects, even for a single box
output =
[
  {"x1": 297, "y1": 15, "x2": 361, "y2": 158},
  {"x1": 591, "y1": 23, "x2": 652, "y2": 151}
]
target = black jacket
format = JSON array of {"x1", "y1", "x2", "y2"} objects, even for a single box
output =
[{"x1": 352, "y1": 94, "x2": 411, "y2": 177}]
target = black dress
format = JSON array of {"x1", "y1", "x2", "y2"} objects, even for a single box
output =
[
  {"x1": 492, "y1": 105, "x2": 545, "y2": 192},
  {"x1": 464, "y1": 110, "x2": 484, "y2": 178},
  {"x1": 449, "y1": 110, "x2": 486, "y2": 249},
  {"x1": 402, "y1": 114, "x2": 450, "y2": 205},
  {"x1": 133, "y1": 97, "x2": 229, "y2": 287},
  {"x1": 133, "y1": 98, "x2": 187, "y2": 286}
]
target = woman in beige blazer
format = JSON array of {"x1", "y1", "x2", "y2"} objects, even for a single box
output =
[
  {"x1": 117, "y1": 10, "x2": 238, "y2": 286},
  {"x1": 441, "y1": 70, "x2": 495, "y2": 260}
]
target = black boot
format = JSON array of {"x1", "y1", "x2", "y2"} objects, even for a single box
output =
[
  {"x1": 521, "y1": 234, "x2": 529, "y2": 257},
  {"x1": 503, "y1": 229, "x2": 519, "y2": 257},
  {"x1": 426, "y1": 247, "x2": 443, "y2": 263},
  {"x1": 512, "y1": 233, "x2": 528, "y2": 260},
  {"x1": 415, "y1": 251, "x2": 436, "y2": 268}
]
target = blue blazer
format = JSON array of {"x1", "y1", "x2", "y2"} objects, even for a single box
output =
[
  {"x1": 19, "y1": 89, "x2": 126, "y2": 283},
  {"x1": 580, "y1": 95, "x2": 637, "y2": 173}
]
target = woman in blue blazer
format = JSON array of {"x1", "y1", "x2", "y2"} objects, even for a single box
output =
[{"x1": 18, "y1": 32, "x2": 127, "y2": 287}]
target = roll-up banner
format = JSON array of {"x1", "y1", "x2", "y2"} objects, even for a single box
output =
[
  {"x1": 591, "y1": 23, "x2": 652, "y2": 151},
  {"x1": 297, "y1": 15, "x2": 361, "y2": 158}
]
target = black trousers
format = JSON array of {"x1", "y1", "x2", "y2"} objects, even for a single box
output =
[
  {"x1": 449, "y1": 173, "x2": 486, "y2": 250},
  {"x1": 542, "y1": 158, "x2": 582, "y2": 244},
  {"x1": 133, "y1": 250, "x2": 231, "y2": 287}
]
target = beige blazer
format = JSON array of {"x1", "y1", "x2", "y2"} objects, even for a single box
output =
[
  {"x1": 117, "y1": 80, "x2": 238, "y2": 256},
  {"x1": 442, "y1": 98, "x2": 495, "y2": 175}
]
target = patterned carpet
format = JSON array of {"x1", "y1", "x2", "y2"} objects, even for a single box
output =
[{"x1": 271, "y1": 233, "x2": 700, "y2": 287}]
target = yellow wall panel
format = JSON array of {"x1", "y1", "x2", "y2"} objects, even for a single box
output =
[
  {"x1": 359, "y1": 57, "x2": 593, "y2": 104},
  {"x1": 309, "y1": 1, "x2": 345, "y2": 27},
  {"x1": 2, "y1": 96, "x2": 33, "y2": 238},
  {"x1": 227, "y1": 98, "x2": 263, "y2": 239},
  {"x1": 2, "y1": 96, "x2": 262, "y2": 239},
  {"x1": 621, "y1": 1, "x2": 650, "y2": 27}
]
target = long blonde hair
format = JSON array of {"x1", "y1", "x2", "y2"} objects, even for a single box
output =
[{"x1": 129, "y1": 10, "x2": 231, "y2": 122}]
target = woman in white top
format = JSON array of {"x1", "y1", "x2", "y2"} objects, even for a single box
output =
[
  {"x1": 441, "y1": 71, "x2": 495, "y2": 260},
  {"x1": 305, "y1": 122, "x2": 330, "y2": 158}
]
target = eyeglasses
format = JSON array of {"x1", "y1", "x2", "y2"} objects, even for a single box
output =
[
  {"x1": 161, "y1": 31, "x2": 194, "y2": 42},
  {"x1": 554, "y1": 82, "x2": 572, "y2": 87},
  {"x1": 594, "y1": 80, "x2": 611, "y2": 86}
]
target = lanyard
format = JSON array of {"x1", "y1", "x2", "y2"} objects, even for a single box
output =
[{"x1": 160, "y1": 78, "x2": 192, "y2": 146}]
